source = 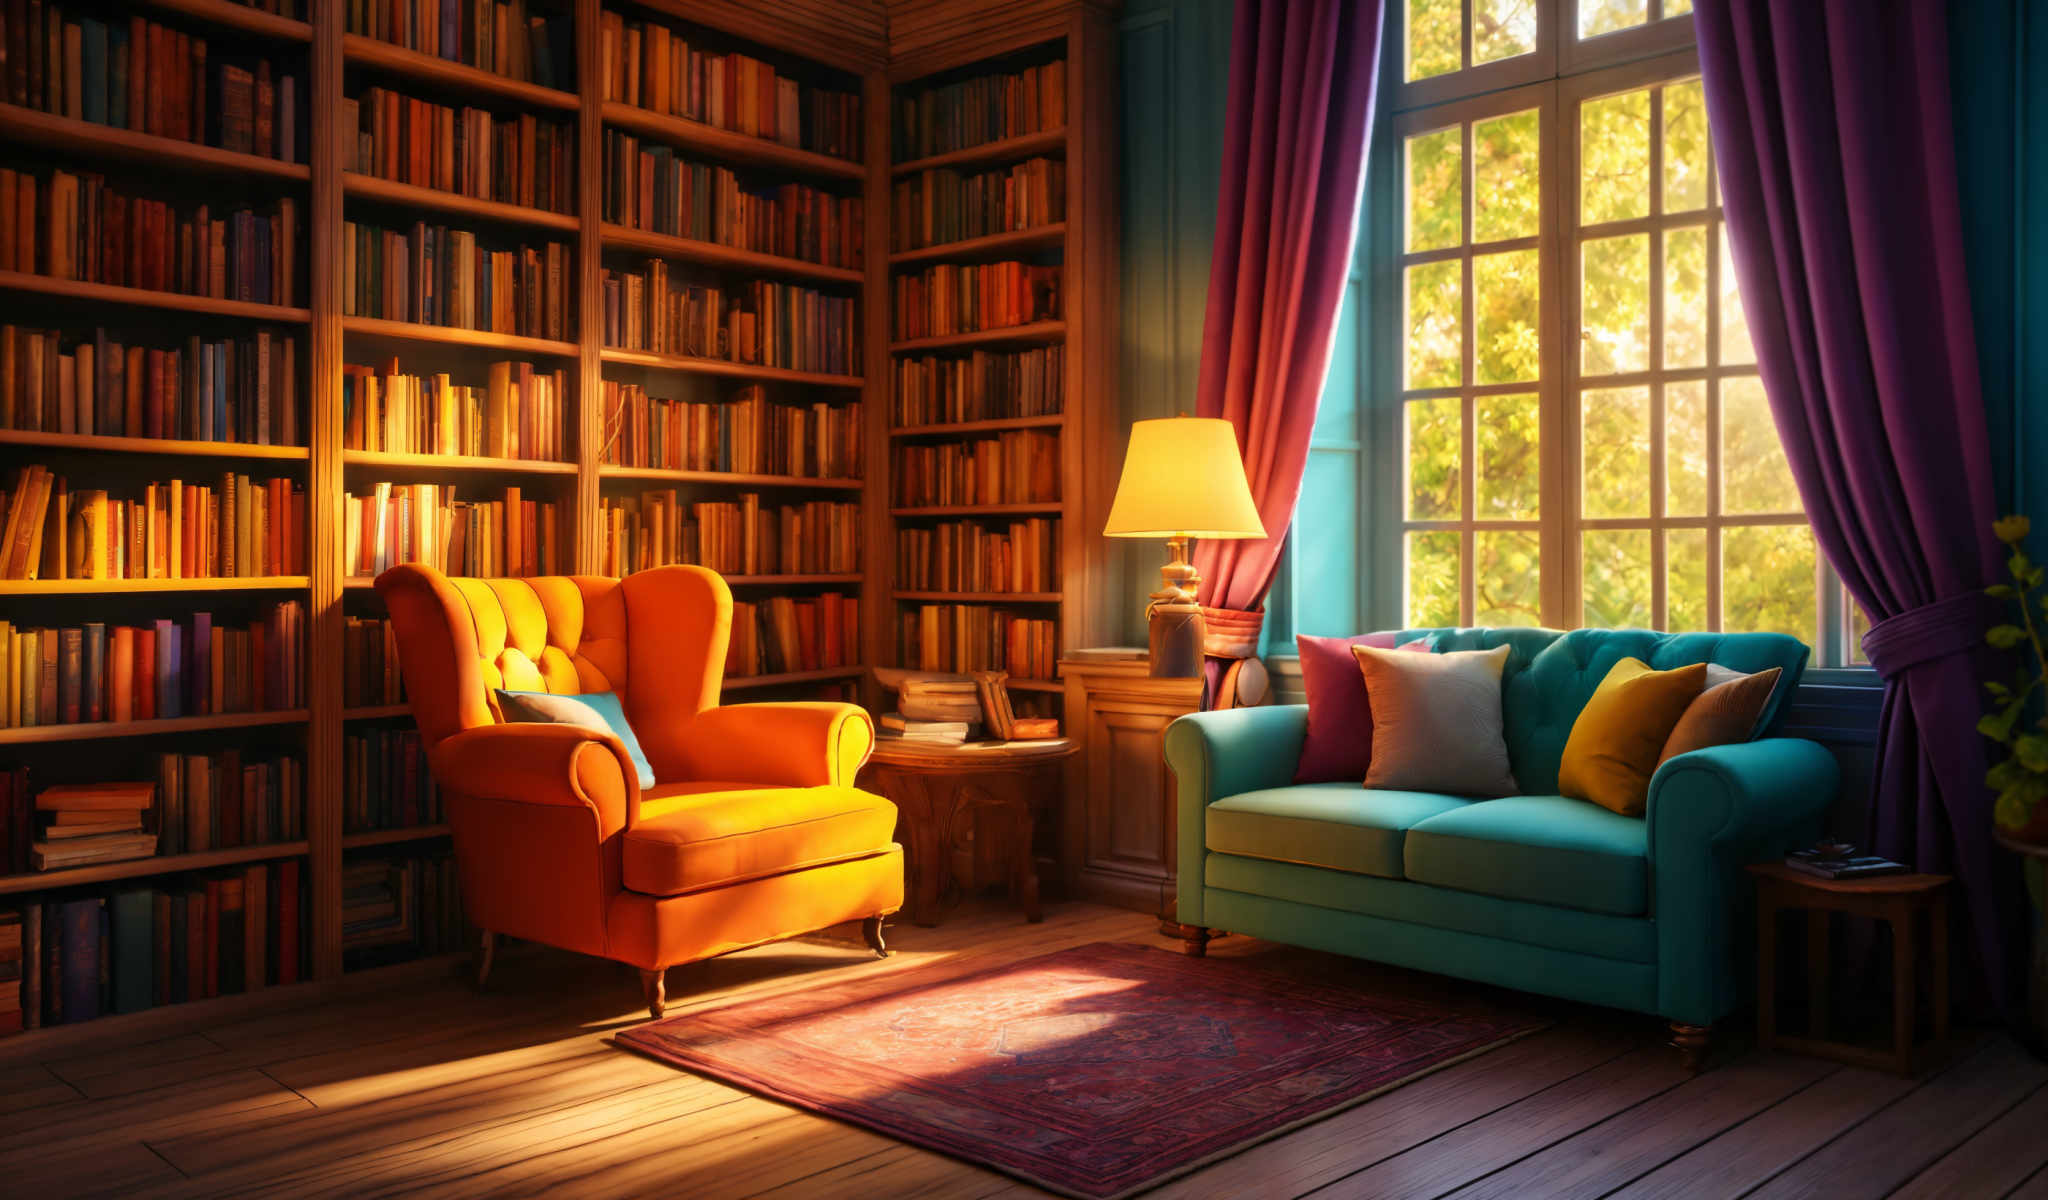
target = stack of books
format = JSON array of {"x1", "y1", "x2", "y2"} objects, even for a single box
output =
[
  {"x1": 878, "y1": 676, "x2": 984, "y2": 745},
  {"x1": 30, "y1": 782, "x2": 157, "y2": 871},
  {"x1": 343, "y1": 851, "x2": 462, "y2": 964},
  {"x1": 1784, "y1": 845, "x2": 1907, "y2": 880}
]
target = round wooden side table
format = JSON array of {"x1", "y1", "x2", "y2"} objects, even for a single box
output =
[{"x1": 859, "y1": 738, "x2": 1076, "y2": 927}]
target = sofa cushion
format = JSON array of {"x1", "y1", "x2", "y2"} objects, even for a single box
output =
[
  {"x1": 1556, "y1": 658, "x2": 1707, "y2": 816},
  {"x1": 1207, "y1": 784, "x2": 1472, "y2": 879},
  {"x1": 623, "y1": 785, "x2": 898, "y2": 897},
  {"x1": 1353, "y1": 644, "x2": 1519, "y2": 797},
  {"x1": 1292, "y1": 633, "x2": 1432, "y2": 784},
  {"x1": 1403, "y1": 794, "x2": 1649, "y2": 915}
]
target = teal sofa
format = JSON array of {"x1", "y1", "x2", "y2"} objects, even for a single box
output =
[{"x1": 1163, "y1": 628, "x2": 1838, "y2": 1061}]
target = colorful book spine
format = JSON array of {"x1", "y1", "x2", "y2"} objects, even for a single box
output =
[
  {"x1": 892, "y1": 345, "x2": 1064, "y2": 426},
  {"x1": 342, "y1": 483, "x2": 562, "y2": 578},
  {"x1": 896, "y1": 518, "x2": 1060, "y2": 594},
  {"x1": 600, "y1": 382, "x2": 860, "y2": 478},
  {"x1": 339, "y1": 220, "x2": 571, "y2": 341},
  {"x1": 0, "y1": 465, "x2": 307, "y2": 580},
  {"x1": 601, "y1": 131, "x2": 863, "y2": 268},
  {"x1": 598, "y1": 491, "x2": 858, "y2": 577},
  {"x1": 343, "y1": 87, "x2": 574, "y2": 214},
  {"x1": 892, "y1": 59, "x2": 1067, "y2": 160},
  {"x1": 892, "y1": 261, "x2": 1062, "y2": 341},
  {"x1": 890, "y1": 157, "x2": 1065, "y2": 251},
  {"x1": 342, "y1": 728, "x2": 440, "y2": 834},
  {"x1": 0, "y1": 603, "x2": 304, "y2": 729},
  {"x1": 726, "y1": 594, "x2": 858, "y2": 678},
  {"x1": 341, "y1": 358, "x2": 566, "y2": 460},
  {"x1": 900, "y1": 604, "x2": 1058, "y2": 681},
  {"x1": 891, "y1": 431, "x2": 1061, "y2": 506},
  {"x1": 600, "y1": 259, "x2": 858, "y2": 375},
  {"x1": 345, "y1": 0, "x2": 567, "y2": 89}
]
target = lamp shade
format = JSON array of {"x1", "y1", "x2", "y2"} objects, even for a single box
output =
[{"x1": 1102, "y1": 417, "x2": 1267, "y2": 539}]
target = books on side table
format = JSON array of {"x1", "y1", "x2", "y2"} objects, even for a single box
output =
[
  {"x1": 1784, "y1": 844, "x2": 1907, "y2": 880},
  {"x1": 32, "y1": 782, "x2": 158, "y2": 870},
  {"x1": 875, "y1": 672, "x2": 1060, "y2": 747}
]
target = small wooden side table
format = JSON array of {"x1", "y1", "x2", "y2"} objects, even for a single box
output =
[
  {"x1": 1747, "y1": 863, "x2": 1952, "y2": 1075},
  {"x1": 860, "y1": 739, "x2": 1077, "y2": 927}
]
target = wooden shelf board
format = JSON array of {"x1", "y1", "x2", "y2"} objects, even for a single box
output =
[
  {"x1": 893, "y1": 592, "x2": 1062, "y2": 603},
  {"x1": 341, "y1": 35, "x2": 579, "y2": 111},
  {"x1": 0, "y1": 841, "x2": 311, "y2": 896},
  {"x1": 341, "y1": 825, "x2": 451, "y2": 850},
  {"x1": 0, "y1": 104, "x2": 312, "y2": 181},
  {"x1": 891, "y1": 504, "x2": 1064, "y2": 517},
  {"x1": 600, "y1": 224, "x2": 863, "y2": 285},
  {"x1": 0, "y1": 709, "x2": 310, "y2": 746},
  {"x1": 599, "y1": 347, "x2": 865, "y2": 389},
  {"x1": 892, "y1": 129, "x2": 1067, "y2": 177},
  {"x1": 601, "y1": 102, "x2": 865, "y2": 181},
  {"x1": 343, "y1": 173, "x2": 579, "y2": 232},
  {"x1": 1006, "y1": 678, "x2": 1063, "y2": 693},
  {"x1": 598, "y1": 465, "x2": 863, "y2": 489},
  {"x1": 341, "y1": 316, "x2": 578, "y2": 358},
  {"x1": 888, "y1": 223, "x2": 1066, "y2": 267},
  {"x1": 722, "y1": 667, "x2": 864, "y2": 690},
  {"x1": 343, "y1": 450, "x2": 578, "y2": 476},
  {"x1": 0, "y1": 577, "x2": 309, "y2": 595},
  {"x1": 721, "y1": 574, "x2": 863, "y2": 585},
  {"x1": 0, "y1": 271, "x2": 311, "y2": 323},
  {"x1": 342, "y1": 704, "x2": 411, "y2": 720},
  {"x1": 889, "y1": 415, "x2": 1066, "y2": 438},
  {"x1": 0, "y1": 430, "x2": 308, "y2": 460},
  {"x1": 889, "y1": 322, "x2": 1068, "y2": 353},
  {"x1": 143, "y1": 0, "x2": 312, "y2": 41}
]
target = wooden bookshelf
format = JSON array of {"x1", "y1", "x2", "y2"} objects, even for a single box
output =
[
  {"x1": 889, "y1": 321, "x2": 1069, "y2": 354},
  {"x1": 341, "y1": 825, "x2": 450, "y2": 850},
  {"x1": 0, "y1": 842, "x2": 311, "y2": 896},
  {"x1": 600, "y1": 101, "x2": 866, "y2": 181},
  {"x1": 0, "y1": 431, "x2": 309, "y2": 461},
  {"x1": 598, "y1": 347, "x2": 866, "y2": 389},
  {"x1": 0, "y1": 104, "x2": 312, "y2": 182},
  {"x1": 723, "y1": 667, "x2": 865, "y2": 691},
  {"x1": 724, "y1": 574, "x2": 863, "y2": 586},
  {"x1": 888, "y1": 223, "x2": 1067, "y2": 266},
  {"x1": 894, "y1": 592, "x2": 1063, "y2": 603},
  {"x1": 891, "y1": 503, "x2": 1065, "y2": 517},
  {"x1": 597, "y1": 465, "x2": 862, "y2": 489},
  {"x1": 599, "y1": 225, "x2": 863, "y2": 285},
  {"x1": 341, "y1": 174, "x2": 580, "y2": 234},
  {"x1": 342, "y1": 450, "x2": 578, "y2": 476},
  {"x1": 340, "y1": 34, "x2": 579, "y2": 111},
  {"x1": 0, "y1": 577, "x2": 311, "y2": 596},
  {"x1": 892, "y1": 128, "x2": 1067, "y2": 176},
  {"x1": 340, "y1": 317, "x2": 579, "y2": 359},
  {"x1": 144, "y1": 0, "x2": 314, "y2": 41},
  {"x1": 889, "y1": 415, "x2": 1066, "y2": 438},
  {"x1": 0, "y1": 272, "x2": 312, "y2": 323},
  {"x1": 342, "y1": 704, "x2": 411, "y2": 720},
  {"x1": 0, "y1": 710, "x2": 311, "y2": 747}
]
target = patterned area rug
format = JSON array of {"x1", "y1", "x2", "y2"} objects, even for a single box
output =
[{"x1": 614, "y1": 941, "x2": 1545, "y2": 1199}]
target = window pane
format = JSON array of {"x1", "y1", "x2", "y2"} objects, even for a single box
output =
[
  {"x1": 1474, "y1": 110, "x2": 1540, "y2": 243},
  {"x1": 1407, "y1": 0, "x2": 1461, "y2": 82},
  {"x1": 1579, "y1": 0, "x2": 1649, "y2": 38},
  {"x1": 1582, "y1": 386, "x2": 1651, "y2": 518},
  {"x1": 1581, "y1": 89, "x2": 1651, "y2": 224},
  {"x1": 1723, "y1": 523, "x2": 1817, "y2": 644},
  {"x1": 1475, "y1": 249, "x2": 1540, "y2": 384},
  {"x1": 1477, "y1": 530, "x2": 1542, "y2": 625},
  {"x1": 1407, "y1": 531, "x2": 1461, "y2": 625},
  {"x1": 1581, "y1": 234, "x2": 1650, "y2": 375},
  {"x1": 1720, "y1": 226, "x2": 1756, "y2": 365},
  {"x1": 1721, "y1": 376, "x2": 1802, "y2": 514},
  {"x1": 1663, "y1": 226, "x2": 1708, "y2": 368},
  {"x1": 1850, "y1": 589, "x2": 1871, "y2": 664},
  {"x1": 1405, "y1": 261, "x2": 1463, "y2": 388},
  {"x1": 1583, "y1": 529, "x2": 1652, "y2": 628},
  {"x1": 1407, "y1": 126, "x2": 1463, "y2": 252},
  {"x1": 1478, "y1": 393, "x2": 1540, "y2": 518},
  {"x1": 1474, "y1": 0, "x2": 1537, "y2": 64},
  {"x1": 1666, "y1": 0, "x2": 1694, "y2": 15},
  {"x1": 1666, "y1": 380, "x2": 1708, "y2": 516},
  {"x1": 1406, "y1": 396, "x2": 1463, "y2": 519},
  {"x1": 1667, "y1": 529, "x2": 1708, "y2": 631},
  {"x1": 1663, "y1": 79, "x2": 1709, "y2": 212}
]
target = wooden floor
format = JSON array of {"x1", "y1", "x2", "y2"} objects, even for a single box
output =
[{"x1": 2, "y1": 900, "x2": 2045, "y2": 1199}]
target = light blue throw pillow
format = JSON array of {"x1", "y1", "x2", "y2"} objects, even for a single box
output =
[{"x1": 495, "y1": 689, "x2": 657, "y2": 790}]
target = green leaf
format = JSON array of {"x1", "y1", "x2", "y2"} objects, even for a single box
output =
[
  {"x1": 1988, "y1": 624, "x2": 2027, "y2": 650},
  {"x1": 2013, "y1": 551, "x2": 2034, "y2": 581},
  {"x1": 1988, "y1": 680, "x2": 2012, "y2": 698},
  {"x1": 1982, "y1": 710, "x2": 2020, "y2": 743},
  {"x1": 1989, "y1": 583, "x2": 2019, "y2": 599},
  {"x1": 2015, "y1": 733, "x2": 2048, "y2": 772}
]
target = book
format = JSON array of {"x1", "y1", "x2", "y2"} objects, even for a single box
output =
[
  {"x1": 877, "y1": 714, "x2": 971, "y2": 745},
  {"x1": 343, "y1": 484, "x2": 563, "y2": 578},
  {"x1": 0, "y1": 603, "x2": 304, "y2": 730},
  {"x1": 1, "y1": 465, "x2": 306, "y2": 580},
  {"x1": 342, "y1": 358, "x2": 567, "y2": 461},
  {"x1": 31, "y1": 831, "x2": 157, "y2": 870},
  {"x1": 602, "y1": 131, "x2": 864, "y2": 268},
  {"x1": 892, "y1": 156, "x2": 1065, "y2": 251},
  {"x1": 599, "y1": 490, "x2": 858, "y2": 577},
  {"x1": 343, "y1": 728, "x2": 439, "y2": 834},
  {"x1": 1783, "y1": 851, "x2": 1907, "y2": 880},
  {"x1": 896, "y1": 518, "x2": 1059, "y2": 594},
  {"x1": 724, "y1": 594, "x2": 859, "y2": 678},
  {"x1": 893, "y1": 260, "x2": 1062, "y2": 341},
  {"x1": 347, "y1": 1, "x2": 568, "y2": 88},
  {"x1": 0, "y1": 325, "x2": 300, "y2": 445},
  {"x1": 600, "y1": 382, "x2": 861, "y2": 478},
  {"x1": 600, "y1": 260, "x2": 860, "y2": 375},
  {"x1": 341, "y1": 220, "x2": 571, "y2": 340},
  {"x1": 902, "y1": 605, "x2": 1057, "y2": 681},
  {"x1": 893, "y1": 59, "x2": 1066, "y2": 160},
  {"x1": 1010, "y1": 717, "x2": 1061, "y2": 740},
  {"x1": 345, "y1": 87, "x2": 575, "y2": 214},
  {"x1": 597, "y1": 13, "x2": 861, "y2": 159},
  {"x1": 893, "y1": 432, "x2": 1061, "y2": 507},
  {"x1": 973, "y1": 671, "x2": 1015, "y2": 740},
  {"x1": 342, "y1": 616, "x2": 406, "y2": 707},
  {"x1": 893, "y1": 345, "x2": 1064, "y2": 427}
]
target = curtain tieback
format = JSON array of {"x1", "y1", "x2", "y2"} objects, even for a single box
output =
[
  {"x1": 1200, "y1": 606, "x2": 1265, "y2": 660},
  {"x1": 1860, "y1": 591, "x2": 1996, "y2": 681}
]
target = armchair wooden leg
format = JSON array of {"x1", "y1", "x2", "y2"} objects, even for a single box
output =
[
  {"x1": 1180, "y1": 925, "x2": 1214, "y2": 959},
  {"x1": 1670, "y1": 1021, "x2": 1712, "y2": 1073},
  {"x1": 641, "y1": 968, "x2": 667, "y2": 1020},
  {"x1": 862, "y1": 915, "x2": 891, "y2": 958},
  {"x1": 475, "y1": 931, "x2": 495, "y2": 989}
]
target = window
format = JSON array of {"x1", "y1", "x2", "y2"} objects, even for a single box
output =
[{"x1": 1349, "y1": 0, "x2": 1861, "y2": 663}]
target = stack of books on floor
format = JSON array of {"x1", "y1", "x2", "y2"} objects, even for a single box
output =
[
  {"x1": 878, "y1": 676, "x2": 984, "y2": 745},
  {"x1": 27, "y1": 781, "x2": 157, "y2": 871}
]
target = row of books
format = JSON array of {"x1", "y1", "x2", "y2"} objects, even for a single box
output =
[
  {"x1": 598, "y1": 492, "x2": 859, "y2": 578},
  {"x1": 0, "y1": 169, "x2": 297, "y2": 306},
  {"x1": 1, "y1": 754, "x2": 304, "y2": 875},
  {"x1": 342, "y1": 221, "x2": 572, "y2": 341},
  {"x1": 602, "y1": 132, "x2": 863, "y2": 269},
  {"x1": 891, "y1": 158, "x2": 1066, "y2": 251},
  {"x1": 1, "y1": 7, "x2": 301, "y2": 162},
  {"x1": 893, "y1": 60, "x2": 1068, "y2": 161},
  {"x1": 892, "y1": 431, "x2": 1061, "y2": 507},
  {"x1": 597, "y1": 13, "x2": 861, "y2": 161},
  {"x1": 0, "y1": 467, "x2": 305, "y2": 581},
  {"x1": 344, "y1": 728, "x2": 439, "y2": 835},
  {"x1": 893, "y1": 261, "x2": 1062, "y2": 340},
  {"x1": 601, "y1": 262, "x2": 859, "y2": 376},
  {"x1": 344, "y1": 482, "x2": 563, "y2": 578},
  {"x1": 343, "y1": 88, "x2": 575, "y2": 215},
  {"x1": 599, "y1": 381, "x2": 859, "y2": 479},
  {"x1": 0, "y1": 326, "x2": 300, "y2": 446},
  {"x1": 730, "y1": 594, "x2": 858, "y2": 679},
  {"x1": 893, "y1": 345, "x2": 1063, "y2": 427},
  {"x1": 0, "y1": 604, "x2": 307, "y2": 729},
  {"x1": 342, "y1": 358, "x2": 568, "y2": 461},
  {"x1": 2, "y1": 860, "x2": 303, "y2": 1033},
  {"x1": 346, "y1": 0, "x2": 568, "y2": 88},
  {"x1": 342, "y1": 850, "x2": 463, "y2": 960},
  {"x1": 896, "y1": 518, "x2": 1060, "y2": 595},
  {"x1": 342, "y1": 616, "x2": 403, "y2": 707},
  {"x1": 900, "y1": 605, "x2": 1057, "y2": 682}
]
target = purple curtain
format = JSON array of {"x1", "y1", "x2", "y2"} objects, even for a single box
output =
[
  {"x1": 1190, "y1": 0, "x2": 1382, "y2": 623},
  {"x1": 1697, "y1": 0, "x2": 2020, "y2": 1012}
]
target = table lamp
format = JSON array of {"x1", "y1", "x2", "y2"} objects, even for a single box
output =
[{"x1": 1102, "y1": 417, "x2": 1267, "y2": 677}]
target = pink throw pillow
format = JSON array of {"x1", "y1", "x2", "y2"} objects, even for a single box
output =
[{"x1": 1293, "y1": 633, "x2": 1431, "y2": 783}]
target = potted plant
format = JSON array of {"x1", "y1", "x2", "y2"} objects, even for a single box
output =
[{"x1": 1984, "y1": 515, "x2": 2048, "y2": 1046}]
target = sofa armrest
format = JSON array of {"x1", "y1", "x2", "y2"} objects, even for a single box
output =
[
  {"x1": 1647, "y1": 737, "x2": 1838, "y2": 1026},
  {"x1": 429, "y1": 722, "x2": 637, "y2": 839},
  {"x1": 1163, "y1": 706, "x2": 1310, "y2": 928},
  {"x1": 663, "y1": 702, "x2": 875, "y2": 790}
]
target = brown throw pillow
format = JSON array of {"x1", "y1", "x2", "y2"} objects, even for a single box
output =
[
  {"x1": 1351, "y1": 644, "x2": 1518, "y2": 798},
  {"x1": 1657, "y1": 665, "x2": 1784, "y2": 766}
]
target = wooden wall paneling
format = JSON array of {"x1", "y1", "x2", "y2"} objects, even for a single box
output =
[
  {"x1": 1058, "y1": 661, "x2": 1200, "y2": 916},
  {"x1": 1066, "y1": 5, "x2": 1120, "y2": 654},
  {"x1": 862, "y1": 71, "x2": 897, "y2": 710},
  {"x1": 628, "y1": 0, "x2": 888, "y2": 74},
  {"x1": 576, "y1": 0, "x2": 606, "y2": 573},
  {"x1": 884, "y1": 0, "x2": 1115, "y2": 78}
]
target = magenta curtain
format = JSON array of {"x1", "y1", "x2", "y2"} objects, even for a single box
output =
[
  {"x1": 1696, "y1": 0, "x2": 2020, "y2": 1013},
  {"x1": 1190, "y1": 0, "x2": 1383, "y2": 621}
]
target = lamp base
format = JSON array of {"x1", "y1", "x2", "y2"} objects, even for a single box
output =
[{"x1": 1145, "y1": 535, "x2": 1205, "y2": 678}]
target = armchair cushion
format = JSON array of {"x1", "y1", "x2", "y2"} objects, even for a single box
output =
[
  {"x1": 622, "y1": 785, "x2": 898, "y2": 896},
  {"x1": 497, "y1": 689, "x2": 657, "y2": 789},
  {"x1": 665, "y1": 702, "x2": 875, "y2": 790}
]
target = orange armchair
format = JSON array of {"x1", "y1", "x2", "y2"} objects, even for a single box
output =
[{"x1": 375, "y1": 563, "x2": 903, "y2": 1017}]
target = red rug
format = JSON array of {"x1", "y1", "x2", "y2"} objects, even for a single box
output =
[{"x1": 615, "y1": 942, "x2": 1544, "y2": 1199}]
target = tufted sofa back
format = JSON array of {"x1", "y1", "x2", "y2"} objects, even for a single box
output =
[
  {"x1": 376, "y1": 563, "x2": 733, "y2": 765},
  {"x1": 1400, "y1": 627, "x2": 1811, "y2": 795}
]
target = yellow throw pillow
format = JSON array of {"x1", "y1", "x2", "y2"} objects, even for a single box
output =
[{"x1": 1558, "y1": 657, "x2": 1708, "y2": 816}]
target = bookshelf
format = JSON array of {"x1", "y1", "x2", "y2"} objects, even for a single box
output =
[{"x1": 0, "y1": 0, "x2": 1113, "y2": 1044}]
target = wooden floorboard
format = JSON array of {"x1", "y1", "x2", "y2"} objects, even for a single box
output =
[{"x1": 0, "y1": 899, "x2": 2039, "y2": 1200}]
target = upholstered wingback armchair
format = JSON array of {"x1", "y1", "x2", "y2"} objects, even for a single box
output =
[{"x1": 375, "y1": 563, "x2": 904, "y2": 1017}]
